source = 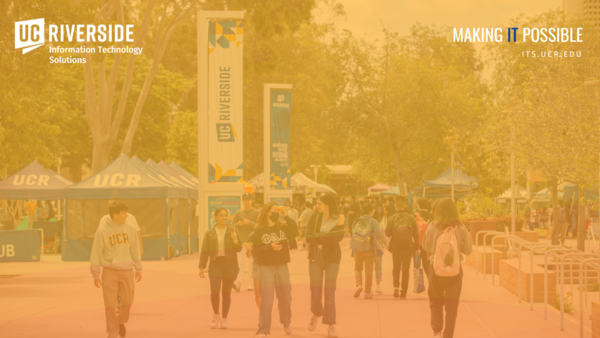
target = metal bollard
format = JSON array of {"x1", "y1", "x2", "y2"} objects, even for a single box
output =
[{"x1": 544, "y1": 249, "x2": 578, "y2": 320}]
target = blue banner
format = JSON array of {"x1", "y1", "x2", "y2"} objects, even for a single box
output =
[
  {"x1": 0, "y1": 230, "x2": 42, "y2": 262},
  {"x1": 270, "y1": 90, "x2": 292, "y2": 190}
]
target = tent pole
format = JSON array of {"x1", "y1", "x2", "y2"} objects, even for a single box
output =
[
  {"x1": 511, "y1": 147, "x2": 516, "y2": 236},
  {"x1": 451, "y1": 152, "x2": 455, "y2": 201}
]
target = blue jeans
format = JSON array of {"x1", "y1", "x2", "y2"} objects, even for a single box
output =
[
  {"x1": 375, "y1": 254, "x2": 383, "y2": 282},
  {"x1": 257, "y1": 264, "x2": 292, "y2": 335},
  {"x1": 309, "y1": 251, "x2": 339, "y2": 325}
]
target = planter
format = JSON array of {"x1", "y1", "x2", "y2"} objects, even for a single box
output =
[
  {"x1": 469, "y1": 220, "x2": 499, "y2": 245},
  {"x1": 515, "y1": 231, "x2": 539, "y2": 243}
]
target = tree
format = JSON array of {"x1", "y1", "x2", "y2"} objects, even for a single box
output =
[
  {"x1": 82, "y1": 0, "x2": 199, "y2": 173},
  {"x1": 167, "y1": 110, "x2": 198, "y2": 175},
  {"x1": 0, "y1": 0, "x2": 95, "y2": 174},
  {"x1": 484, "y1": 10, "x2": 600, "y2": 249},
  {"x1": 335, "y1": 24, "x2": 489, "y2": 193}
]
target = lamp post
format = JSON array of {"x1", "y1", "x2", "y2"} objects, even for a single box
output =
[
  {"x1": 584, "y1": 80, "x2": 600, "y2": 245},
  {"x1": 503, "y1": 110, "x2": 517, "y2": 235},
  {"x1": 310, "y1": 165, "x2": 320, "y2": 182}
]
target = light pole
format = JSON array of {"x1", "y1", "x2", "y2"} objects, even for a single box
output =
[
  {"x1": 503, "y1": 110, "x2": 517, "y2": 235},
  {"x1": 310, "y1": 165, "x2": 320, "y2": 182},
  {"x1": 451, "y1": 145, "x2": 455, "y2": 201},
  {"x1": 584, "y1": 80, "x2": 600, "y2": 243}
]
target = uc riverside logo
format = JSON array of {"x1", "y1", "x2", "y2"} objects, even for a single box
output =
[{"x1": 15, "y1": 18, "x2": 45, "y2": 54}]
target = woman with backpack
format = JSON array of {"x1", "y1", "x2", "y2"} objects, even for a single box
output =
[
  {"x1": 249, "y1": 202, "x2": 298, "y2": 337},
  {"x1": 306, "y1": 193, "x2": 345, "y2": 338},
  {"x1": 351, "y1": 203, "x2": 382, "y2": 299},
  {"x1": 423, "y1": 198, "x2": 473, "y2": 338},
  {"x1": 198, "y1": 208, "x2": 243, "y2": 329}
]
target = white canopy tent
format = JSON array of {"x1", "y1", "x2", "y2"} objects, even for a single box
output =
[
  {"x1": 248, "y1": 172, "x2": 335, "y2": 194},
  {"x1": 496, "y1": 184, "x2": 528, "y2": 204}
]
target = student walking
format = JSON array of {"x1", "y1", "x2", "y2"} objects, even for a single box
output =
[
  {"x1": 199, "y1": 208, "x2": 242, "y2": 329},
  {"x1": 351, "y1": 203, "x2": 381, "y2": 299},
  {"x1": 374, "y1": 215, "x2": 389, "y2": 294},
  {"x1": 306, "y1": 193, "x2": 345, "y2": 338},
  {"x1": 232, "y1": 193, "x2": 260, "y2": 292},
  {"x1": 249, "y1": 202, "x2": 299, "y2": 337},
  {"x1": 90, "y1": 200, "x2": 143, "y2": 338},
  {"x1": 552, "y1": 200, "x2": 569, "y2": 245},
  {"x1": 346, "y1": 196, "x2": 360, "y2": 231},
  {"x1": 385, "y1": 195, "x2": 418, "y2": 299},
  {"x1": 99, "y1": 198, "x2": 143, "y2": 316},
  {"x1": 415, "y1": 198, "x2": 432, "y2": 280},
  {"x1": 423, "y1": 198, "x2": 473, "y2": 338},
  {"x1": 299, "y1": 201, "x2": 314, "y2": 250}
]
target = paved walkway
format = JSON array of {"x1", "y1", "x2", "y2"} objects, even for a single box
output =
[{"x1": 0, "y1": 238, "x2": 592, "y2": 337}]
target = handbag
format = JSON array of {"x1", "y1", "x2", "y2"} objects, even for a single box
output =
[{"x1": 413, "y1": 254, "x2": 426, "y2": 294}]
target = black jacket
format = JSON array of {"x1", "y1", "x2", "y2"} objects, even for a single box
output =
[
  {"x1": 249, "y1": 216, "x2": 298, "y2": 266},
  {"x1": 198, "y1": 226, "x2": 242, "y2": 268},
  {"x1": 306, "y1": 213, "x2": 345, "y2": 264},
  {"x1": 385, "y1": 211, "x2": 418, "y2": 253},
  {"x1": 416, "y1": 209, "x2": 433, "y2": 222}
]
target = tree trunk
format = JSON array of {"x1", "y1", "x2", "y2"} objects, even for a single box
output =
[
  {"x1": 68, "y1": 159, "x2": 83, "y2": 182},
  {"x1": 549, "y1": 178, "x2": 559, "y2": 229},
  {"x1": 577, "y1": 185, "x2": 586, "y2": 251},
  {"x1": 121, "y1": 14, "x2": 185, "y2": 155},
  {"x1": 91, "y1": 140, "x2": 109, "y2": 173}
]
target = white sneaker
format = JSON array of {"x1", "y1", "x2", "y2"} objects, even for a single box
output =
[
  {"x1": 220, "y1": 317, "x2": 228, "y2": 329},
  {"x1": 284, "y1": 325, "x2": 292, "y2": 335},
  {"x1": 210, "y1": 314, "x2": 220, "y2": 329},
  {"x1": 328, "y1": 326, "x2": 339, "y2": 338},
  {"x1": 354, "y1": 285, "x2": 363, "y2": 298},
  {"x1": 308, "y1": 314, "x2": 319, "y2": 332},
  {"x1": 232, "y1": 283, "x2": 241, "y2": 292},
  {"x1": 248, "y1": 284, "x2": 254, "y2": 291},
  {"x1": 376, "y1": 285, "x2": 383, "y2": 294},
  {"x1": 433, "y1": 333, "x2": 442, "y2": 338}
]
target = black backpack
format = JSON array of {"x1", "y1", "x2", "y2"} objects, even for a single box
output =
[
  {"x1": 390, "y1": 214, "x2": 415, "y2": 252},
  {"x1": 558, "y1": 207, "x2": 568, "y2": 223}
]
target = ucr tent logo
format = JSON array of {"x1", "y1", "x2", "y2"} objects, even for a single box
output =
[{"x1": 15, "y1": 18, "x2": 44, "y2": 54}]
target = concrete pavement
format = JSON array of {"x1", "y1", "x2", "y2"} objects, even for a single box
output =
[{"x1": 0, "y1": 238, "x2": 592, "y2": 337}]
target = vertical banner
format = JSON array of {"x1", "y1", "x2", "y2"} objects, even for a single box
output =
[
  {"x1": 208, "y1": 20, "x2": 244, "y2": 183},
  {"x1": 270, "y1": 89, "x2": 292, "y2": 190},
  {"x1": 208, "y1": 196, "x2": 240, "y2": 229}
]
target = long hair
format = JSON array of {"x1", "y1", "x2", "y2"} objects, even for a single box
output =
[
  {"x1": 360, "y1": 203, "x2": 373, "y2": 216},
  {"x1": 318, "y1": 193, "x2": 340, "y2": 216},
  {"x1": 433, "y1": 198, "x2": 461, "y2": 230},
  {"x1": 255, "y1": 201, "x2": 283, "y2": 229}
]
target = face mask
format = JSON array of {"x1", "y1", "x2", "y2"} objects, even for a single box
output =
[{"x1": 270, "y1": 212, "x2": 280, "y2": 222}]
